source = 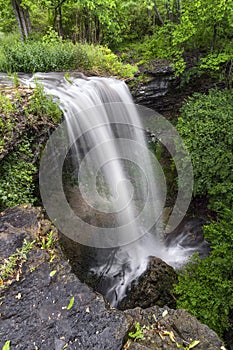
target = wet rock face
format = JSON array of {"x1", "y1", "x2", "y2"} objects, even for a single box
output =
[
  {"x1": 118, "y1": 257, "x2": 178, "y2": 310},
  {"x1": 0, "y1": 205, "x2": 131, "y2": 350},
  {"x1": 129, "y1": 61, "x2": 180, "y2": 113},
  {"x1": 165, "y1": 217, "x2": 211, "y2": 259},
  {"x1": 0, "y1": 205, "x2": 226, "y2": 350},
  {"x1": 125, "y1": 306, "x2": 225, "y2": 350},
  {"x1": 0, "y1": 204, "x2": 42, "y2": 263},
  {"x1": 0, "y1": 255, "x2": 131, "y2": 350}
]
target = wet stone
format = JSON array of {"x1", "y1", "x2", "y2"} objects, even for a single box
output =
[
  {"x1": 0, "y1": 205, "x2": 131, "y2": 350},
  {"x1": 118, "y1": 257, "x2": 178, "y2": 310},
  {"x1": 0, "y1": 205, "x2": 226, "y2": 350},
  {"x1": 125, "y1": 306, "x2": 225, "y2": 350}
]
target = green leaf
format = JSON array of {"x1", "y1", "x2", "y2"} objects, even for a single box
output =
[
  {"x1": 67, "y1": 296, "x2": 74, "y2": 310},
  {"x1": 2, "y1": 340, "x2": 11, "y2": 350},
  {"x1": 49, "y1": 270, "x2": 57, "y2": 277},
  {"x1": 189, "y1": 340, "x2": 200, "y2": 349}
]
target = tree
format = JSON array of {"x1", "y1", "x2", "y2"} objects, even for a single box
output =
[{"x1": 11, "y1": 0, "x2": 32, "y2": 39}]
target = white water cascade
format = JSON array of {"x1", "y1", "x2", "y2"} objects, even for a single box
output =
[{"x1": 21, "y1": 72, "x2": 198, "y2": 306}]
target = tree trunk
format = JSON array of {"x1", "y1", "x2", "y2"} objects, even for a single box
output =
[
  {"x1": 11, "y1": 0, "x2": 24, "y2": 40},
  {"x1": 25, "y1": 8, "x2": 32, "y2": 33},
  {"x1": 58, "y1": 6, "x2": 64, "y2": 38},
  {"x1": 11, "y1": 0, "x2": 31, "y2": 40},
  {"x1": 18, "y1": 4, "x2": 29, "y2": 37},
  {"x1": 211, "y1": 24, "x2": 217, "y2": 52},
  {"x1": 154, "y1": 1, "x2": 164, "y2": 26}
]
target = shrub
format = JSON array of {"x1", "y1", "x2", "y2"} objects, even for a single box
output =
[
  {"x1": 0, "y1": 33, "x2": 137, "y2": 78},
  {"x1": 27, "y1": 81, "x2": 62, "y2": 123},
  {"x1": 174, "y1": 208, "x2": 233, "y2": 336},
  {"x1": 79, "y1": 44, "x2": 138, "y2": 78},
  {"x1": 176, "y1": 89, "x2": 233, "y2": 210},
  {"x1": 0, "y1": 84, "x2": 63, "y2": 210},
  {"x1": 1, "y1": 40, "x2": 85, "y2": 73},
  {"x1": 0, "y1": 138, "x2": 37, "y2": 208}
]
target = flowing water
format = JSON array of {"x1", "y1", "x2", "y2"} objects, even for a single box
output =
[{"x1": 18, "y1": 72, "x2": 204, "y2": 306}]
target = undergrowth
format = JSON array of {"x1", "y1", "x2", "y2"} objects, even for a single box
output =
[
  {"x1": 0, "y1": 83, "x2": 62, "y2": 209},
  {"x1": 0, "y1": 30, "x2": 137, "y2": 78},
  {"x1": 174, "y1": 88, "x2": 233, "y2": 338},
  {"x1": 176, "y1": 88, "x2": 233, "y2": 211},
  {"x1": 174, "y1": 208, "x2": 233, "y2": 336},
  {"x1": 0, "y1": 138, "x2": 37, "y2": 208}
]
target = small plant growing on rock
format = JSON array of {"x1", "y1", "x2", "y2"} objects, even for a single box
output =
[
  {"x1": 0, "y1": 239, "x2": 35, "y2": 287},
  {"x1": 128, "y1": 322, "x2": 145, "y2": 341}
]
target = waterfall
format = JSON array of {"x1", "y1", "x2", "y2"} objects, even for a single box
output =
[{"x1": 21, "y1": 72, "x2": 196, "y2": 306}]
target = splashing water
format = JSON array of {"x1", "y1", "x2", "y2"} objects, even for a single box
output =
[{"x1": 21, "y1": 72, "x2": 197, "y2": 306}]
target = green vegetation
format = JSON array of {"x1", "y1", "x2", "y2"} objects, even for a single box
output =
[
  {"x1": 0, "y1": 0, "x2": 232, "y2": 82},
  {"x1": 67, "y1": 296, "x2": 75, "y2": 310},
  {"x1": 174, "y1": 89, "x2": 233, "y2": 338},
  {"x1": 177, "y1": 89, "x2": 233, "y2": 211},
  {"x1": 0, "y1": 83, "x2": 63, "y2": 210},
  {"x1": 0, "y1": 0, "x2": 232, "y2": 344},
  {"x1": 2, "y1": 340, "x2": 11, "y2": 350},
  {"x1": 0, "y1": 225, "x2": 58, "y2": 288},
  {"x1": 174, "y1": 209, "x2": 233, "y2": 336},
  {"x1": 0, "y1": 239, "x2": 35, "y2": 284},
  {"x1": 0, "y1": 138, "x2": 37, "y2": 208},
  {"x1": 128, "y1": 322, "x2": 145, "y2": 341},
  {"x1": 0, "y1": 29, "x2": 137, "y2": 78},
  {"x1": 27, "y1": 81, "x2": 62, "y2": 123}
]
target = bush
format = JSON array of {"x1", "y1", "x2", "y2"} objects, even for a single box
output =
[
  {"x1": 176, "y1": 89, "x2": 233, "y2": 210},
  {"x1": 0, "y1": 84, "x2": 63, "y2": 210},
  {"x1": 174, "y1": 208, "x2": 233, "y2": 336},
  {"x1": 1, "y1": 40, "x2": 86, "y2": 73},
  {"x1": 80, "y1": 43, "x2": 137, "y2": 77},
  {"x1": 0, "y1": 33, "x2": 137, "y2": 78},
  {"x1": 0, "y1": 139, "x2": 37, "y2": 208},
  {"x1": 27, "y1": 81, "x2": 62, "y2": 123}
]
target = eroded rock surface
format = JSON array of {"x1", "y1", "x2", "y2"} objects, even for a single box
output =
[
  {"x1": 0, "y1": 205, "x2": 226, "y2": 350},
  {"x1": 125, "y1": 306, "x2": 225, "y2": 350},
  {"x1": 0, "y1": 205, "x2": 131, "y2": 350},
  {"x1": 118, "y1": 257, "x2": 177, "y2": 311}
]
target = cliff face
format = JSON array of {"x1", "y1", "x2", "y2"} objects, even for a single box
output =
[{"x1": 128, "y1": 59, "x2": 221, "y2": 118}]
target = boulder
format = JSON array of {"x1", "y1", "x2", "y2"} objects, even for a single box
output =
[{"x1": 118, "y1": 257, "x2": 178, "y2": 310}]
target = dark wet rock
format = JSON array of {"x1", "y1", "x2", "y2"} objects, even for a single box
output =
[
  {"x1": 165, "y1": 217, "x2": 211, "y2": 259},
  {"x1": 128, "y1": 59, "x2": 222, "y2": 115},
  {"x1": 128, "y1": 60, "x2": 180, "y2": 113},
  {"x1": 0, "y1": 253, "x2": 131, "y2": 350},
  {"x1": 0, "y1": 205, "x2": 131, "y2": 350},
  {"x1": 118, "y1": 257, "x2": 178, "y2": 310},
  {"x1": 131, "y1": 75, "x2": 179, "y2": 112},
  {"x1": 58, "y1": 230, "x2": 115, "y2": 290},
  {"x1": 124, "y1": 306, "x2": 225, "y2": 350},
  {"x1": 0, "y1": 204, "x2": 43, "y2": 263},
  {"x1": 0, "y1": 205, "x2": 226, "y2": 350}
]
